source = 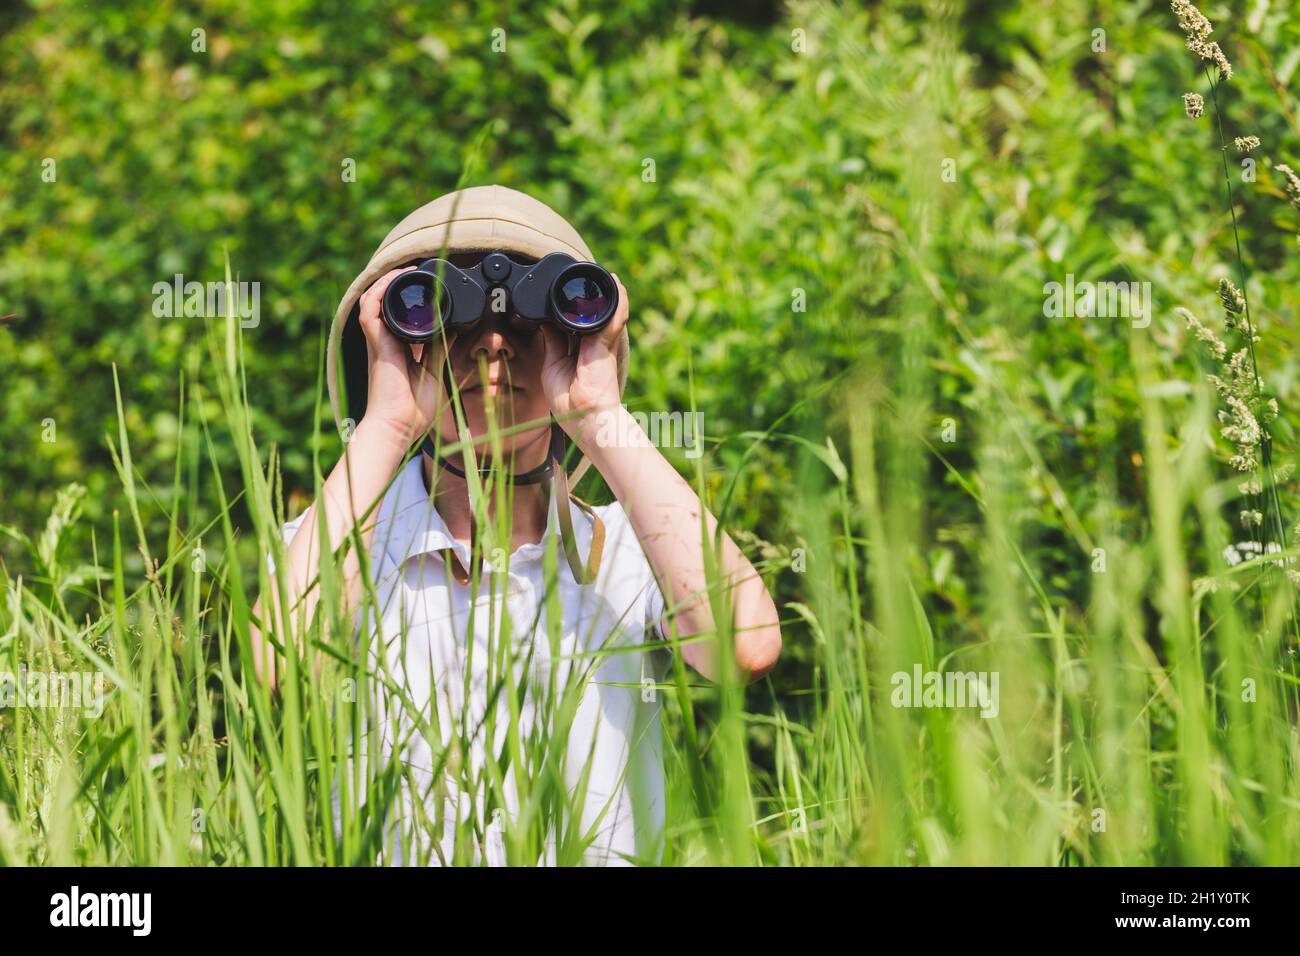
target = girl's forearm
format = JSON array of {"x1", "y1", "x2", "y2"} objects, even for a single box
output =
[
  {"x1": 250, "y1": 418, "x2": 410, "y2": 686},
  {"x1": 576, "y1": 406, "x2": 782, "y2": 682}
]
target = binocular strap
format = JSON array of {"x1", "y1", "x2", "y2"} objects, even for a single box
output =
[{"x1": 549, "y1": 451, "x2": 605, "y2": 586}]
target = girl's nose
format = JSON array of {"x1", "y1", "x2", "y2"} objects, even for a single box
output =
[{"x1": 469, "y1": 326, "x2": 514, "y2": 363}]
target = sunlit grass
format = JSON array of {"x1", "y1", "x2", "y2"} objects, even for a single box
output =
[
  {"x1": 2, "y1": 0, "x2": 1300, "y2": 868},
  {"x1": 2, "y1": 249, "x2": 1298, "y2": 865}
]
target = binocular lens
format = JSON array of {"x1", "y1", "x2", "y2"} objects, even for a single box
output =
[
  {"x1": 552, "y1": 265, "x2": 616, "y2": 331},
  {"x1": 384, "y1": 273, "x2": 448, "y2": 340}
]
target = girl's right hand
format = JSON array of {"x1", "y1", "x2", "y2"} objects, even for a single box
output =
[{"x1": 355, "y1": 267, "x2": 448, "y2": 448}]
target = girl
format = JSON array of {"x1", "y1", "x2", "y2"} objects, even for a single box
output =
[{"x1": 251, "y1": 184, "x2": 782, "y2": 864}]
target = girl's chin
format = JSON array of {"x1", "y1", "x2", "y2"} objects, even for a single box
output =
[
  {"x1": 460, "y1": 395, "x2": 550, "y2": 423},
  {"x1": 447, "y1": 414, "x2": 553, "y2": 444}
]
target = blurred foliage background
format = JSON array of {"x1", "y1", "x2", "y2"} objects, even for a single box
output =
[{"x1": 5, "y1": 0, "x2": 1300, "y2": 848}]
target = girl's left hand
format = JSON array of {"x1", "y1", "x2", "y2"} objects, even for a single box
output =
[{"x1": 539, "y1": 272, "x2": 629, "y2": 447}]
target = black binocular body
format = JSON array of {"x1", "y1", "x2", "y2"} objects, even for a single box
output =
[{"x1": 381, "y1": 251, "x2": 618, "y2": 342}]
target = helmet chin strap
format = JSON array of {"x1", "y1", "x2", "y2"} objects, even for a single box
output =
[{"x1": 419, "y1": 429, "x2": 558, "y2": 485}]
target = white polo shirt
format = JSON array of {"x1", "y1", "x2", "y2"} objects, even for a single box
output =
[{"x1": 274, "y1": 454, "x2": 672, "y2": 865}]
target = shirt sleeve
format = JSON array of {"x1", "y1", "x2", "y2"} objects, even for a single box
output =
[
  {"x1": 643, "y1": 567, "x2": 669, "y2": 642},
  {"x1": 588, "y1": 500, "x2": 671, "y2": 644},
  {"x1": 265, "y1": 511, "x2": 309, "y2": 577}
]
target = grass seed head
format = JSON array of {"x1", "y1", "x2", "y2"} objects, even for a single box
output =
[
  {"x1": 1274, "y1": 164, "x2": 1300, "y2": 210},
  {"x1": 1171, "y1": 1, "x2": 1233, "y2": 79},
  {"x1": 1217, "y1": 278, "x2": 1246, "y2": 329},
  {"x1": 1171, "y1": 0, "x2": 1212, "y2": 38},
  {"x1": 1179, "y1": 305, "x2": 1227, "y2": 359}
]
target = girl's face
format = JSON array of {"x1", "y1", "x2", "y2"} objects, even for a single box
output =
[{"x1": 426, "y1": 253, "x2": 554, "y2": 464}]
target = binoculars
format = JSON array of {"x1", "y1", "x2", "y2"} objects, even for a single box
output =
[{"x1": 381, "y1": 251, "x2": 619, "y2": 342}]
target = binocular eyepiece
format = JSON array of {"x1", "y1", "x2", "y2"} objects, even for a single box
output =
[{"x1": 381, "y1": 251, "x2": 618, "y2": 342}]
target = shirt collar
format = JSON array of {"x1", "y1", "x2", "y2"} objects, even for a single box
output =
[{"x1": 380, "y1": 455, "x2": 576, "y2": 571}]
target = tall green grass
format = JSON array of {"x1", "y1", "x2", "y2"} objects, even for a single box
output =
[
  {"x1": 2, "y1": 0, "x2": 1300, "y2": 867},
  {"x1": 3, "y1": 240, "x2": 1299, "y2": 865}
]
